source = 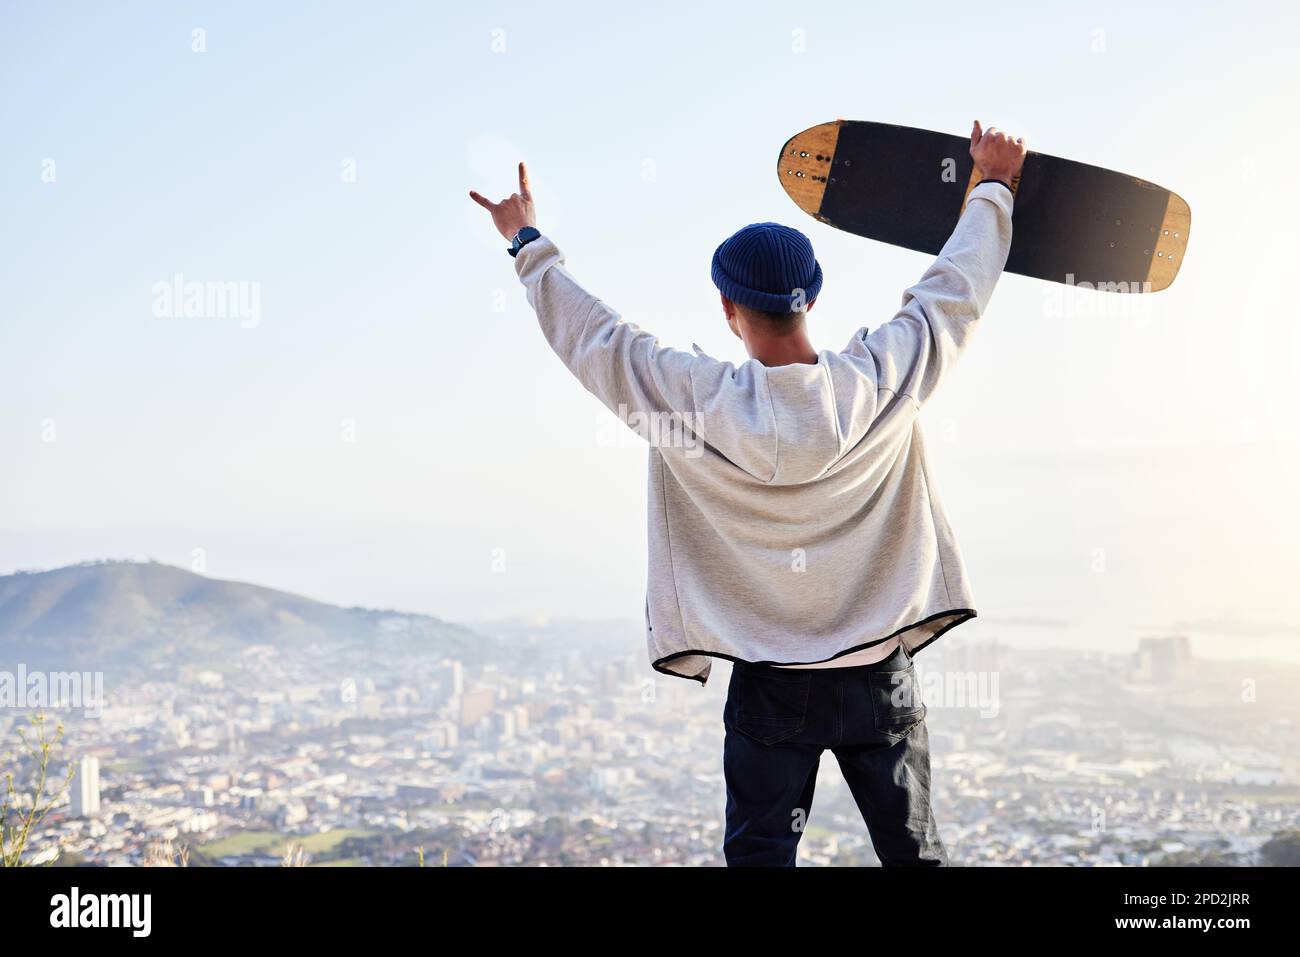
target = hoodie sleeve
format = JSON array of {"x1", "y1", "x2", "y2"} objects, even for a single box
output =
[
  {"x1": 514, "y1": 235, "x2": 706, "y2": 435},
  {"x1": 842, "y1": 180, "x2": 1014, "y2": 406}
]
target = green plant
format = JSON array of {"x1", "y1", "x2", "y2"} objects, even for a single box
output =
[
  {"x1": 414, "y1": 846, "x2": 448, "y2": 866},
  {"x1": 144, "y1": 838, "x2": 190, "y2": 867},
  {"x1": 1, "y1": 714, "x2": 76, "y2": 867},
  {"x1": 281, "y1": 842, "x2": 308, "y2": 867}
]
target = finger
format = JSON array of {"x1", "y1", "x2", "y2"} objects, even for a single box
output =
[
  {"x1": 971, "y1": 120, "x2": 982, "y2": 147},
  {"x1": 469, "y1": 190, "x2": 496, "y2": 210},
  {"x1": 519, "y1": 161, "x2": 531, "y2": 199},
  {"x1": 986, "y1": 127, "x2": 999, "y2": 139}
]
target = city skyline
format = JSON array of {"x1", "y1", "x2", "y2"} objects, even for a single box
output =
[{"x1": 7, "y1": 620, "x2": 1296, "y2": 867}]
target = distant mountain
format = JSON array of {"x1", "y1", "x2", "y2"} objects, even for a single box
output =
[{"x1": 0, "y1": 560, "x2": 489, "y2": 671}]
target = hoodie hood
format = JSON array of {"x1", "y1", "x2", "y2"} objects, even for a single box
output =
[{"x1": 689, "y1": 347, "x2": 883, "y2": 486}]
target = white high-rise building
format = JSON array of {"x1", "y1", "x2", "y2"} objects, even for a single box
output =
[
  {"x1": 71, "y1": 756, "x2": 100, "y2": 817},
  {"x1": 441, "y1": 660, "x2": 464, "y2": 698}
]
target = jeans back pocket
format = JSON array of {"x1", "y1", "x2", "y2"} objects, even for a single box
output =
[
  {"x1": 869, "y1": 665, "x2": 925, "y2": 737},
  {"x1": 726, "y1": 666, "x2": 811, "y2": 745}
]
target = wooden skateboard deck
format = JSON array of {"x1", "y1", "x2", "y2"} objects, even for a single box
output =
[{"x1": 779, "y1": 120, "x2": 1190, "y2": 292}]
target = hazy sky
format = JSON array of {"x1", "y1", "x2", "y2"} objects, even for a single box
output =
[{"x1": 3, "y1": 1, "x2": 1298, "y2": 656}]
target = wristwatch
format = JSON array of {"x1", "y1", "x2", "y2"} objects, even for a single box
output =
[{"x1": 508, "y1": 226, "x2": 541, "y2": 258}]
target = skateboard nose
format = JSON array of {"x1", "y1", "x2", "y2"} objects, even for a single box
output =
[{"x1": 779, "y1": 121, "x2": 840, "y2": 218}]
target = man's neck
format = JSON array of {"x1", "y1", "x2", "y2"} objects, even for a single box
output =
[{"x1": 749, "y1": 334, "x2": 819, "y2": 367}]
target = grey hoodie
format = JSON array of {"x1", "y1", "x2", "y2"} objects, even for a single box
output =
[{"x1": 515, "y1": 180, "x2": 1014, "y2": 684}]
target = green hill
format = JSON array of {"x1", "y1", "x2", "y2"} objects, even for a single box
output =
[{"x1": 0, "y1": 560, "x2": 488, "y2": 671}]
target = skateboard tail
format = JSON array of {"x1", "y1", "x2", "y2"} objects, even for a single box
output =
[{"x1": 1144, "y1": 189, "x2": 1190, "y2": 293}]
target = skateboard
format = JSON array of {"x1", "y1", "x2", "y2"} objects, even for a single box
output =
[{"x1": 778, "y1": 120, "x2": 1190, "y2": 292}]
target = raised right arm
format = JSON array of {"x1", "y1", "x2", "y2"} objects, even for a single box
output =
[{"x1": 842, "y1": 121, "x2": 1026, "y2": 407}]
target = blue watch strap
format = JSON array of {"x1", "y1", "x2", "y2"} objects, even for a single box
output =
[{"x1": 509, "y1": 226, "x2": 541, "y2": 258}]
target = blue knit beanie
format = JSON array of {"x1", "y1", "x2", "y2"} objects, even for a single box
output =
[{"x1": 711, "y1": 222, "x2": 822, "y2": 313}]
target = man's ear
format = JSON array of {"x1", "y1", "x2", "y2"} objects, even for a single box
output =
[
  {"x1": 721, "y1": 295, "x2": 742, "y2": 339},
  {"x1": 805, "y1": 297, "x2": 817, "y2": 313}
]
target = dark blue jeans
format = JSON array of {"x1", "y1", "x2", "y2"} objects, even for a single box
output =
[{"x1": 722, "y1": 642, "x2": 946, "y2": 866}]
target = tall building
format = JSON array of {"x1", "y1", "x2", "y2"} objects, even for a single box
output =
[
  {"x1": 441, "y1": 660, "x2": 464, "y2": 698},
  {"x1": 512, "y1": 704, "x2": 529, "y2": 734},
  {"x1": 1133, "y1": 636, "x2": 1193, "y2": 682},
  {"x1": 71, "y1": 756, "x2": 100, "y2": 817},
  {"x1": 492, "y1": 709, "x2": 517, "y2": 745},
  {"x1": 459, "y1": 687, "x2": 495, "y2": 730}
]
